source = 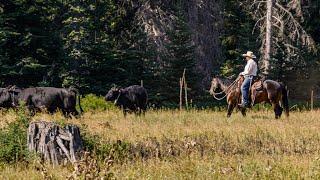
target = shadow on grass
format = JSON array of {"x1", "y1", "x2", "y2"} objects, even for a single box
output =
[{"x1": 250, "y1": 115, "x2": 272, "y2": 120}]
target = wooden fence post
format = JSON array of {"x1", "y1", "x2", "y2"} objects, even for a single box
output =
[
  {"x1": 141, "y1": 80, "x2": 143, "y2": 87},
  {"x1": 179, "y1": 68, "x2": 190, "y2": 111},
  {"x1": 183, "y1": 69, "x2": 188, "y2": 110},
  {"x1": 179, "y1": 78, "x2": 183, "y2": 111},
  {"x1": 311, "y1": 89, "x2": 314, "y2": 110}
]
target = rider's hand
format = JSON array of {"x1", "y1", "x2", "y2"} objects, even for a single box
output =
[{"x1": 239, "y1": 72, "x2": 244, "y2": 76}]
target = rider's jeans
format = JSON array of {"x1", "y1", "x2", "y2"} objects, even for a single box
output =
[{"x1": 241, "y1": 76, "x2": 253, "y2": 105}]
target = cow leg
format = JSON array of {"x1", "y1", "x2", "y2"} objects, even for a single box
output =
[
  {"x1": 62, "y1": 109, "x2": 79, "y2": 118},
  {"x1": 141, "y1": 108, "x2": 146, "y2": 116},
  {"x1": 136, "y1": 107, "x2": 144, "y2": 116},
  {"x1": 27, "y1": 106, "x2": 36, "y2": 116},
  {"x1": 61, "y1": 109, "x2": 70, "y2": 118},
  {"x1": 139, "y1": 108, "x2": 142, "y2": 116},
  {"x1": 70, "y1": 109, "x2": 79, "y2": 118}
]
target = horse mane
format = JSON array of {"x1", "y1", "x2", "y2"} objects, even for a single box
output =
[
  {"x1": 215, "y1": 76, "x2": 240, "y2": 92},
  {"x1": 216, "y1": 77, "x2": 233, "y2": 87}
]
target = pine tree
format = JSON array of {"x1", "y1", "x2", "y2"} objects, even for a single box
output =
[
  {"x1": 158, "y1": 10, "x2": 199, "y2": 106},
  {"x1": 0, "y1": 0, "x2": 64, "y2": 87},
  {"x1": 220, "y1": 0, "x2": 258, "y2": 77}
]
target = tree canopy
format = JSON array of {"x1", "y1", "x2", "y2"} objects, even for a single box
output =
[{"x1": 0, "y1": 0, "x2": 319, "y2": 106}]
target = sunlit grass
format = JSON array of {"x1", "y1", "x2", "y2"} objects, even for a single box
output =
[{"x1": 0, "y1": 109, "x2": 320, "y2": 179}]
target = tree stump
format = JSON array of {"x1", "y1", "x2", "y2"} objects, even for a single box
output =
[{"x1": 27, "y1": 121, "x2": 83, "y2": 166}]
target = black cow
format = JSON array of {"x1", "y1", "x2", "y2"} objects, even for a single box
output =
[
  {"x1": 0, "y1": 86, "x2": 83, "y2": 117},
  {"x1": 105, "y1": 85, "x2": 148, "y2": 116}
]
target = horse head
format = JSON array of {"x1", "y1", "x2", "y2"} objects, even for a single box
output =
[{"x1": 209, "y1": 76, "x2": 222, "y2": 95}]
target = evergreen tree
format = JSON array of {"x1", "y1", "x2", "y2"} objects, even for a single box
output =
[
  {"x1": 220, "y1": 0, "x2": 258, "y2": 77},
  {"x1": 158, "y1": 10, "x2": 200, "y2": 106},
  {"x1": 0, "y1": 0, "x2": 64, "y2": 87}
]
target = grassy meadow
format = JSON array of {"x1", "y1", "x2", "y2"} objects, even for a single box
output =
[{"x1": 0, "y1": 108, "x2": 320, "y2": 179}]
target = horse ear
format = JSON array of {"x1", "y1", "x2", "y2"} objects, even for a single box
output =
[
  {"x1": 8, "y1": 85, "x2": 16, "y2": 92},
  {"x1": 6, "y1": 85, "x2": 12, "y2": 89}
]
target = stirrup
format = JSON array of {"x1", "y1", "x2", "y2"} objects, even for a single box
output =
[{"x1": 238, "y1": 103, "x2": 249, "y2": 108}]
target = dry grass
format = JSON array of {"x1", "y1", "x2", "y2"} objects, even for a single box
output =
[{"x1": 1, "y1": 109, "x2": 320, "y2": 179}]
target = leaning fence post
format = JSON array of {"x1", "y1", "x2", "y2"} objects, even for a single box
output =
[
  {"x1": 183, "y1": 69, "x2": 188, "y2": 110},
  {"x1": 311, "y1": 89, "x2": 314, "y2": 110}
]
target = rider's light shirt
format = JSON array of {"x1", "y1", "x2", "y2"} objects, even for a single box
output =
[{"x1": 240, "y1": 59, "x2": 257, "y2": 76}]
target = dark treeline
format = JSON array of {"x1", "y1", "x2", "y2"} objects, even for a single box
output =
[{"x1": 0, "y1": 0, "x2": 319, "y2": 107}]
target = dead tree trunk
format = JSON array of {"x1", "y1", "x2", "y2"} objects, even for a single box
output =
[
  {"x1": 263, "y1": 0, "x2": 274, "y2": 75},
  {"x1": 27, "y1": 121, "x2": 83, "y2": 166}
]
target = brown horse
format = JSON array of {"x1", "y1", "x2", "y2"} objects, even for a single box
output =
[
  {"x1": 210, "y1": 76, "x2": 289, "y2": 119},
  {"x1": 250, "y1": 77, "x2": 289, "y2": 118},
  {"x1": 209, "y1": 76, "x2": 246, "y2": 117}
]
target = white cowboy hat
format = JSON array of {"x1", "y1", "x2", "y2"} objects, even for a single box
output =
[{"x1": 242, "y1": 51, "x2": 256, "y2": 59}]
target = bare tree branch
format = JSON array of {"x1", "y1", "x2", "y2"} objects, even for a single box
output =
[{"x1": 252, "y1": 16, "x2": 266, "y2": 34}]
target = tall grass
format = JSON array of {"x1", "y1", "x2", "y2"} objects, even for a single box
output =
[{"x1": 0, "y1": 108, "x2": 320, "y2": 179}]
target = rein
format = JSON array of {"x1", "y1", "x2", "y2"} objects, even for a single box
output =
[{"x1": 211, "y1": 76, "x2": 241, "y2": 101}]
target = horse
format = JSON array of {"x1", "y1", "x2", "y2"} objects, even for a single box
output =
[
  {"x1": 209, "y1": 75, "x2": 289, "y2": 119},
  {"x1": 250, "y1": 77, "x2": 289, "y2": 119},
  {"x1": 209, "y1": 76, "x2": 246, "y2": 117}
]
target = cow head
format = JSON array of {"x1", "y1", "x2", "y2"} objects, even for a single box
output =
[
  {"x1": 0, "y1": 86, "x2": 20, "y2": 107},
  {"x1": 105, "y1": 87, "x2": 121, "y2": 103}
]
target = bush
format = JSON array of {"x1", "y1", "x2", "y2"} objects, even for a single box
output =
[
  {"x1": 80, "y1": 94, "x2": 115, "y2": 112},
  {"x1": 81, "y1": 131, "x2": 131, "y2": 162},
  {"x1": 0, "y1": 107, "x2": 30, "y2": 163}
]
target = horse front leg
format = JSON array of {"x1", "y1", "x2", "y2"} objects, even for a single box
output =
[{"x1": 227, "y1": 103, "x2": 235, "y2": 118}]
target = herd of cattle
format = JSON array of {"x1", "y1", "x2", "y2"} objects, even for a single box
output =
[{"x1": 0, "y1": 85, "x2": 148, "y2": 117}]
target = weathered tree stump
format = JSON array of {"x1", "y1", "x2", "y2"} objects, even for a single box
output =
[{"x1": 27, "y1": 121, "x2": 83, "y2": 166}]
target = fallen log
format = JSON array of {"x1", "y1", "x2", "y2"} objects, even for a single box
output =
[{"x1": 27, "y1": 121, "x2": 83, "y2": 166}]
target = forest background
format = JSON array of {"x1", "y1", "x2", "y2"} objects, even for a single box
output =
[{"x1": 1, "y1": 0, "x2": 319, "y2": 107}]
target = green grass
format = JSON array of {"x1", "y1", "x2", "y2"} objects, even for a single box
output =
[{"x1": 0, "y1": 109, "x2": 320, "y2": 179}]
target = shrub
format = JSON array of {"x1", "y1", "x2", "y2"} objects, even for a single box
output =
[
  {"x1": 80, "y1": 94, "x2": 115, "y2": 112},
  {"x1": 0, "y1": 106, "x2": 30, "y2": 163},
  {"x1": 81, "y1": 131, "x2": 131, "y2": 162}
]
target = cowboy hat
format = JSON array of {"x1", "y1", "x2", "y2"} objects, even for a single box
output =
[{"x1": 242, "y1": 51, "x2": 256, "y2": 59}]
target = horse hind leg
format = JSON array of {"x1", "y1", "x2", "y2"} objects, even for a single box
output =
[
  {"x1": 241, "y1": 108, "x2": 246, "y2": 117},
  {"x1": 273, "y1": 103, "x2": 282, "y2": 119}
]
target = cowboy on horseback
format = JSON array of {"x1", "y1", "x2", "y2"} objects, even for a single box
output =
[{"x1": 238, "y1": 51, "x2": 258, "y2": 108}]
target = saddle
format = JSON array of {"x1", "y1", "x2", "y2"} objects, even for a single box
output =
[{"x1": 251, "y1": 76, "x2": 266, "y2": 91}]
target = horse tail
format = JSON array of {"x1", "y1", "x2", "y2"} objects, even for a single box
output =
[{"x1": 281, "y1": 85, "x2": 289, "y2": 117}]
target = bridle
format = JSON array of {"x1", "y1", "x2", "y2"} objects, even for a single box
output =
[{"x1": 210, "y1": 76, "x2": 241, "y2": 101}]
